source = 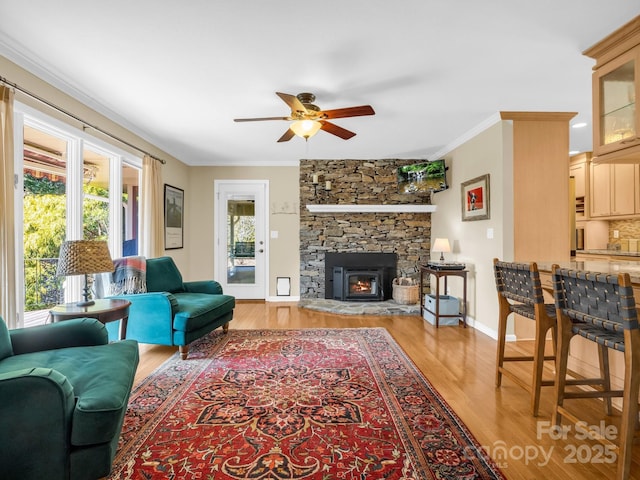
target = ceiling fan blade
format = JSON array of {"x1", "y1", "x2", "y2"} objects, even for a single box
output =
[
  {"x1": 277, "y1": 128, "x2": 296, "y2": 142},
  {"x1": 320, "y1": 105, "x2": 375, "y2": 119},
  {"x1": 276, "y1": 92, "x2": 308, "y2": 115},
  {"x1": 319, "y1": 120, "x2": 356, "y2": 140},
  {"x1": 234, "y1": 116, "x2": 291, "y2": 122}
]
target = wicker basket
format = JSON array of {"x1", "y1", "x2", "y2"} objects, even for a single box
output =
[{"x1": 392, "y1": 277, "x2": 419, "y2": 304}]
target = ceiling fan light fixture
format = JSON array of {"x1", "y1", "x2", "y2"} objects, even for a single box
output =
[{"x1": 290, "y1": 120, "x2": 321, "y2": 140}]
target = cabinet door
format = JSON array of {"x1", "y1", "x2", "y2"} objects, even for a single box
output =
[
  {"x1": 590, "y1": 162, "x2": 611, "y2": 217},
  {"x1": 593, "y1": 48, "x2": 640, "y2": 157},
  {"x1": 570, "y1": 162, "x2": 586, "y2": 198},
  {"x1": 611, "y1": 163, "x2": 636, "y2": 215},
  {"x1": 570, "y1": 162, "x2": 586, "y2": 219}
]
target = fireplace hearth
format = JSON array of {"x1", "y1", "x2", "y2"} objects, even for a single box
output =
[{"x1": 325, "y1": 253, "x2": 397, "y2": 302}]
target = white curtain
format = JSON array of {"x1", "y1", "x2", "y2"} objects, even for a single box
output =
[
  {"x1": 140, "y1": 154, "x2": 163, "y2": 258},
  {"x1": 0, "y1": 86, "x2": 17, "y2": 327}
]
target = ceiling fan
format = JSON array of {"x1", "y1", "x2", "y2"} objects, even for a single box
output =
[{"x1": 234, "y1": 92, "x2": 375, "y2": 142}]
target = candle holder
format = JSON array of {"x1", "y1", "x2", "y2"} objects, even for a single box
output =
[{"x1": 310, "y1": 174, "x2": 332, "y2": 201}]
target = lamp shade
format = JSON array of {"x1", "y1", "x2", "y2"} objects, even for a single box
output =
[
  {"x1": 432, "y1": 238, "x2": 451, "y2": 262},
  {"x1": 432, "y1": 238, "x2": 451, "y2": 254},
  {"x1": 290, "y1": 120, "x2": 322, "y2": 139},
  {"x1": 56, "y1": 240, "x2": 114, "y2": 277}
]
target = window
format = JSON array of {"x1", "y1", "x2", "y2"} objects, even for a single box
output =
[{"x1": 15, "y1": 103, "x2": 141, "y2": 327}]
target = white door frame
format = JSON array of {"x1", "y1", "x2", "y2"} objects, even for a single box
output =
[{"x1": 214, "y1": 180, "x2": 269, "y2": 299}]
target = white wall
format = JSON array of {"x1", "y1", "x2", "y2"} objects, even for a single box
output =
[{"x1": 431, "y1": 121, "x2": 514, "y2": 338}]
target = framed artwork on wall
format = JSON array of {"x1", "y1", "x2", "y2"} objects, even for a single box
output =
[
  {"x1": 461, "y1": 174, "x2": 490, "y2": 221},
  {"x1": 164, "y1": 184, "x2": 184, "y2": 249}
]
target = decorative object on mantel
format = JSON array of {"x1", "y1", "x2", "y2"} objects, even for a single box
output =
[
  {"x1": 431, "y1": 238, "x2": 451, "y2": 262},
  {"x1": 392, "y1": 277, "x2": 420, "y2": 304},
  {"x1": 306, "y1": 204, "x2": 437, "y2": 213},
  {"x1": 461, "y1": 174, "x2": 490, "y2": 221}
]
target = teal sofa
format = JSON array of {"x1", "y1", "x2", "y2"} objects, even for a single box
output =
[
  {"x1": 107, "y1": 256, "x2": 235, "y2": 359},
  {"x1": 0, "y1": 316, "x2": 139, "y2": 480}
]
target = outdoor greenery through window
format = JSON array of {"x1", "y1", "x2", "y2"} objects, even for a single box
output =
[{"x1": 23, "y1": 169, "x2": 110, "y2": 312}]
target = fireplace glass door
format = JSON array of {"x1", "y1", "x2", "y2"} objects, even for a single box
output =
[
  {"x1": 333, "y1": 266, "x2": 384, "y2": 301},
  {"x1": 348, "y1": 272, "x2": 379, "y2": 298}
]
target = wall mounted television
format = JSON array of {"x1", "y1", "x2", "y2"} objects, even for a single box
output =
[{"x1": 397, "y1": 159, "x2": 448, "y2": 194}]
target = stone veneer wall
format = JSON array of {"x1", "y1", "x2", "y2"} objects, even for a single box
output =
[{"x1": 300, "y1": 159, "x2": 434, "y2": 298}]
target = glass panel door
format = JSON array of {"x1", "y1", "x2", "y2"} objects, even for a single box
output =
[
  {"x1": 22, "y1": 126, "x2": 68, "y2": 326},
  {"x1": 600, "y1": 59, "x2": 636, "y2": 146},
  {"x1": 215, "y1": 181, "x2": 267, "y2": 299}
]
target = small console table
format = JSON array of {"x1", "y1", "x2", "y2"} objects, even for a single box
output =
[{"x1": 419, "y1": 265, "x2": 468, "y2": 328}]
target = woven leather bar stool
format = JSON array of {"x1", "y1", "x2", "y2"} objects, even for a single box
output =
[
  {"x1": 552, "y1": 265, "x2": 640, "y2": 480},
  {"x1": 493, "y1": 259, "x2": 557, "y2": 416}
]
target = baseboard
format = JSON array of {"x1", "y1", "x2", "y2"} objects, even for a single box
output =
[
  {"x1": 266, "y1": 295, "x2": 300, "y2": 302},
  {"x1": 470, "y1": 318, "x2": 515, "y2": 342}
]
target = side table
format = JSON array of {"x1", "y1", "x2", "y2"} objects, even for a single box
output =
[
  {"x1": 419, "y1": 265, "x2": 467, "y2": 328},
  {"x1": 50, "y1": 298, "x2": 131, "y2": 340}
]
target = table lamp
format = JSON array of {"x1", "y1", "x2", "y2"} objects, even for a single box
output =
[
  {"x1": 432, "y1": 238, "x2": 451, "y2": 262},
  {"x1": 56, "y1": 240, "x2": 114, "y2": 306}
]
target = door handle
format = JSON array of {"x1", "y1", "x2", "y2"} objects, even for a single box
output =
[{"x1": 259, "y1": 249, "x2": 264, "y2": 253}]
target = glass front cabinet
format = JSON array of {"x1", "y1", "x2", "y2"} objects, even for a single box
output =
[{"x1": 585, "y1": 17, "x2": 640, "y2": 163}]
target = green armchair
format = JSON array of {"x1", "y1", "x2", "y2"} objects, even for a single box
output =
[
  {"x1": 0, "y1": 316, "x2": 139, "y2": 480},
  {"x1": 107, "y1": 256, "x2": 235, "y2": 359}
]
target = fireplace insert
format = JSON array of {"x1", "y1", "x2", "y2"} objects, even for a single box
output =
[
  {"x1": 333, "y1": 267, "x2": 384, "y2": 301},
  {"x1": 325, "y1": 252, "x2": 397, "y2": 302}
]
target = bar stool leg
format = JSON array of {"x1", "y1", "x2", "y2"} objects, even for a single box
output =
[
  {"x1": 553, "y1": 315, "x2": 573, "y2": 426},
  {"x1": 598, "y1": 344, "x2": 613, "y2": 416},
  {"x1": 617, "y1": 343, "x2": 640, "y2": 480},
  {"x1": 495, "y1": 300, "x2": 510, "y2": 388},
  {"x1": 531, "y1": 320, "x2": 547, "y2": 416}
]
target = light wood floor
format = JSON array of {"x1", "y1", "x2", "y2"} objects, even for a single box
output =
[{"x1": 134, "y1": 301, "x2": 640, "y2": 480}]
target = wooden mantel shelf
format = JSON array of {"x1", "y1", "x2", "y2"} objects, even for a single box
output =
[{"x1": 305, "y1": 204, "x2": 436, "y2": 213}]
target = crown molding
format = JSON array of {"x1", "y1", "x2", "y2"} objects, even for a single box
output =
[{"x1": 429, "y1": 112, "x2": 502, "y2": 160}]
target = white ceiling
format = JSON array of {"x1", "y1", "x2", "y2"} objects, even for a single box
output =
[{"x1": 1, "y1": 1, "x2": 639, "y2": 167}]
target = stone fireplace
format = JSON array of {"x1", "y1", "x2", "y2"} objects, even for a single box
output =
[{"x1": 300, "y1": 159, "x2": 434, "y2": 299}]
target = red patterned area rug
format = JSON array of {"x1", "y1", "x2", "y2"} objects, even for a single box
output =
[{"x1": 109, "y1": 328, "x2": 505, "y2": 479}]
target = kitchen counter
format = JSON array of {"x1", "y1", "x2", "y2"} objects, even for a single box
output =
[
  {"x1": 578, "y1": 249, "x2": 640, "y2": 258},
  {"x1": 537, "y1": 260, "x2": 640, "y2": 284}
]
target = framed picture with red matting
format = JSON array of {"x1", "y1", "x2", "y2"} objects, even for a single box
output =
[{"x1": 461, "y1": 174, "x2": 490, "y2": 221}]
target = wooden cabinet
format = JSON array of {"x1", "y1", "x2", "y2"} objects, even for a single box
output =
[
  {"x1": 584, "y1": 17, "x2": 640, "y2": 163},
  {"x1": 590, "y1": 162, "x2": 610, "y2": 217},
  {"x1": 590, "y1": 162, "x2": 638, "y2": 217},
  {"x1": 613, "y1": 163, "x2": 637, "y2": 215},
  {"x1": 570, "y1": 153, "x2": 590, "y2": 219},
  {"x1": 501, "y1": 111, "x2": 575, "y2": 262}
]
